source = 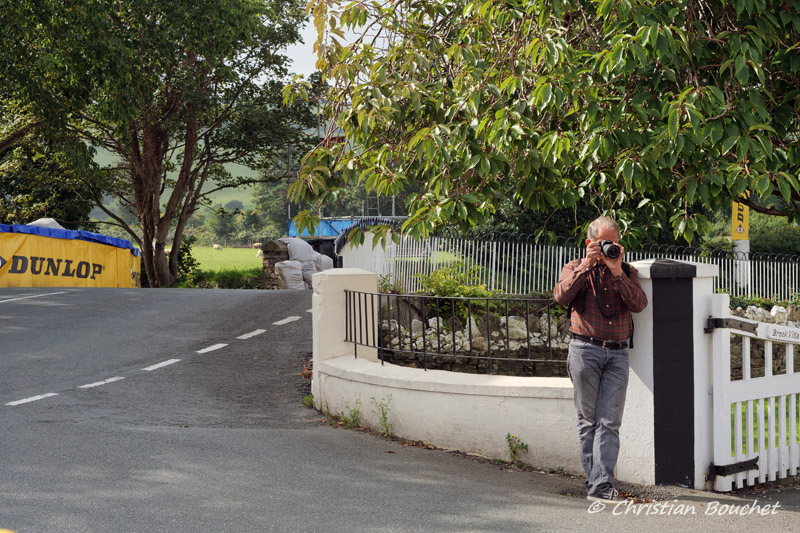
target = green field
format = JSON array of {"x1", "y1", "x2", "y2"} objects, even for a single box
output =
[{"x1": 193, "y1": 246, "x2": 263, "y2": 271}]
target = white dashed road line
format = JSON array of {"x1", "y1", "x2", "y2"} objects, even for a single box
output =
[
  {"x1": 142, "y1": 359, "x2": 181, "y2": 372},
  {"x1": 6, "y1": 393, "x2": 59, "y2": 406},
  {"x1": 78, "y1": 376, "x2": 126, "y2": 389},
  {"x1": 7, "y1": 312, "x2": 308, "y2": 407},
  {"x1": 0, "y1": 291, "x2": 68, "y2": 304},
  {"x1": 273, "y1": 316, "x2": 301, "y2": 326},
  {"x1": 306, "y1": 309, "x2": 312, "y2": 313},
  {"x1": 236, "y1": 329, "x2": 266, "y2": 340},
  {"x1": 196, "y1": 343, "x2": 228, "y2": 354}
]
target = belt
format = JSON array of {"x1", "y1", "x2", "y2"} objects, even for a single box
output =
[{"x1": 570, "y1": 333, "x2": 628, "y2": 350}]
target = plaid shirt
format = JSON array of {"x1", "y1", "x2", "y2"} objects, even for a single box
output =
[{"x1": 553, "y1": 259, "x2": 648, "y2": 341}]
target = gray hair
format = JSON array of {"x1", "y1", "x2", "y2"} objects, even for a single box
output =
[{"x1": 587, "y1": 216, "x2": 620, "y2": 241}]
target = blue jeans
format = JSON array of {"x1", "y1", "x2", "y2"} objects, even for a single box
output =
[{"x1": 567, "y1": 340, "x2": 629, "y2": 496}]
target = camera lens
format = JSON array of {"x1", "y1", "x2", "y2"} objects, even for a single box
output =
[{"x1": 601, "y1": 241, "x2": 621, "y2": 259}]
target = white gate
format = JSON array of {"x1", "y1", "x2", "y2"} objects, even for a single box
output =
[{"x1": 709, "y1": 296, "x2": 800, "y2": 491}]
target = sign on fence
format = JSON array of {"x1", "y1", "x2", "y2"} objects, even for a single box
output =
[{"x1": 766, "y1": 325, "x2": 800, "y2": 344}]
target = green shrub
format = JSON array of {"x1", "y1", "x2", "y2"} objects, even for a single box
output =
[
  {"x1": 176, "y1": 235, "x2": 200, "y2": 282},
  {"x1": 415, "y1": 263, "x2": 500, "y2": 299},
  {"x1": 728, "y1": 293, "x2": 786, "y2": 311},
  {"x1": 414, "y1": 263, "x2": 504, "y2": 324},
  {"x1": 175, "y1": 267, "x2": 262, "y2": 289}
]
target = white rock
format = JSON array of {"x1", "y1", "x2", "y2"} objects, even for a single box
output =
[
  {"x1": 771, "y1": 305, "x2": 788, "y2": 324},
  {"x1": 745, "y1": 306, "x2": 767, "y2": 322},
  {"x1": 411, "y1": 319, "x2": 423, "y2": 336},
  {"x1": 500, "y1": 316, "x2": 528, "y2": 340},
  {"x1": 539, "y1": 314, "x2": 559, "y2": 338}
]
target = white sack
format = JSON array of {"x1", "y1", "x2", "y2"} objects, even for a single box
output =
[
  {"x1": 314, "y1": 253, "x2": 334, "y2": 272},
  {"x1": 274, "y1": 260, "x2": 305, "y2": 290},
  {"x1": 27, "y1": 217, "x2": 66, "y2": 229},
  {"x1": 279, "y1": 237, "x2": 319, "y2": 262},
  {"x1": 300, "y1": 260, "x2": 317, "y2": 289}
]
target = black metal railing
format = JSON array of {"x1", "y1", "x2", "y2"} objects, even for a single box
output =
[{"x1": 344, "y1": 290, "x2": 569, "y2": 377}]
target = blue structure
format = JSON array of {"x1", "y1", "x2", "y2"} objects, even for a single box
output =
[{"x1": 287, "y1": 217, "x2": 359, "y2": 238}]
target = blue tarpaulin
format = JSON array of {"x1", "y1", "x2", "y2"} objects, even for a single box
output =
[
  {"x1": 0, "y1": 224, "x2": 141, "y2": 256},
  {"x1": 287, "y1": 218, "x2": 358, "y2": 238}
]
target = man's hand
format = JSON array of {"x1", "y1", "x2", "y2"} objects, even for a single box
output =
[
  {"x1": 599, "y1": 242, "x2": 626, "y2": 276},
  {"x1": 580, "y1": 239, "x2": 602, "y2": 270}
]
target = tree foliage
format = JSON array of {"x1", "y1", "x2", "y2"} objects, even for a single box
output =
[
  {"x1": 286, "y1": 0, "x2": 800, "y2": 246},
  {"x1": 0, "y1": 0, "x2": 117, "y2": 153},
  {"x1": 0, "y1": 103, "x2": 99, "y2": 228}
]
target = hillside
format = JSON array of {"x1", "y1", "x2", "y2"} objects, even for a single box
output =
[{"x1": 92, "y1": 148, "x2": 257, "y2": 212}]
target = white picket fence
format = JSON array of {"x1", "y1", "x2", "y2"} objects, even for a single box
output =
[{"x1": 339, "y1": 233, "x2": 800, "y2": 300}]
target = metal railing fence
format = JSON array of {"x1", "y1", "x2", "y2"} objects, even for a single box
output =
[
  {"x1": 344, "y1": 290, "x2": 568, "y2": 376},
  {"x1": 339, "y1": 231, "x2": 800, "y2": 301}
]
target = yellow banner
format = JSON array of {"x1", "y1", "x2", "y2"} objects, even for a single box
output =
[
  {"x1": 732, "y1": 197, "x2": 750, "y2": 241},
  {"x1": 0, "y1": 233, "x2": 141, "y2": 288}
]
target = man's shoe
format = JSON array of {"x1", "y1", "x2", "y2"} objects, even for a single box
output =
[{"x1": 587, "y1": 488, "x2": 620, "y2": 502}]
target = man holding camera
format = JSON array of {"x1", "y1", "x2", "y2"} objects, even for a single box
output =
[{"x1": 553, "y1": 216, "x2": 647, "y2": 502}]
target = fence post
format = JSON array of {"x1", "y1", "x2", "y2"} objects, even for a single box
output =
[{"x1": 617, "y1": 258, "x2": 718, "y2": 489}]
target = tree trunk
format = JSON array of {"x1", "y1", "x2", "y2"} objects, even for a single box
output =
[{"x1": 128, "y1": 121, "x2": 173, "y2": 287}]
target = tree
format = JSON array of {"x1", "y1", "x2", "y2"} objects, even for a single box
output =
[
  {"x1": 69, "y1": 0, "x2": 316, "y2": 287},
  {"x1": 286, "y1": 0, "x2": 800, "y2": 247},
  {"x1": 207, "y1": 207, "x2": 237, "y2": 244}
]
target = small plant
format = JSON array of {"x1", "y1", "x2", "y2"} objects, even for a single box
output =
[
  {"x1": 371, "y1": 395, "x2": 393, "y2": 436},
  {"x1": 320, "y1": 402, "x2": 337, "y2": 426},
  {"x1": 378, "y1": 273, "x2": 404, "y2": 294},
  {"x1": 506, "y1": 433, "x2": 529, "y2": 465},
  {"x1": 341, "y1": 399, "x2": 362, "y2": 429},
  {"x1": 302, "y1": 394, "x2": 314, "y2": 408}
]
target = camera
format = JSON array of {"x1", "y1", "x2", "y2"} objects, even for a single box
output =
[{"x1": 599, "y1": 240, "x2": 621, "y2": 259}]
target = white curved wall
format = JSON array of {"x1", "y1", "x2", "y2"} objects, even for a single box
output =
[{"x1": 316, "y1": 355, "x2": 581, "y2": 469}]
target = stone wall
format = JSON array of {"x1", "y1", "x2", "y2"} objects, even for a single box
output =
[
  {"x1": 728, "y1": 304, "x2": 800, "y2": 380},
  {"x1": 378, "y1": 302, "x2": 570, "y2": 377}
]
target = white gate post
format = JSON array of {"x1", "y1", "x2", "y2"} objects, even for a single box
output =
[{"x1": 617, "y1": 259, "x2": 718, "y2": 488}]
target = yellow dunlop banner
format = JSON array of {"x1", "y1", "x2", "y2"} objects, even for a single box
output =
[{"x1": 0, "y1": 232, "x2": 141, "y2": 288}]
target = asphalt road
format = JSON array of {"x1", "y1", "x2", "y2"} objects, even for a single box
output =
[{"x1": 1, "y1": 287, "x2": 799, "y2": 533}]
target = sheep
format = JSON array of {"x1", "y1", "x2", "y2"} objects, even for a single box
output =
[
  {"x1": 252, "y1": 242, "x2": 263, "y2": 249},
  {"x1": 213, "y1": 244, "x2": 222, "y2": 251},
  {"x1": 256, "y1": 249, "x2": 264, "y2": 258}
]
